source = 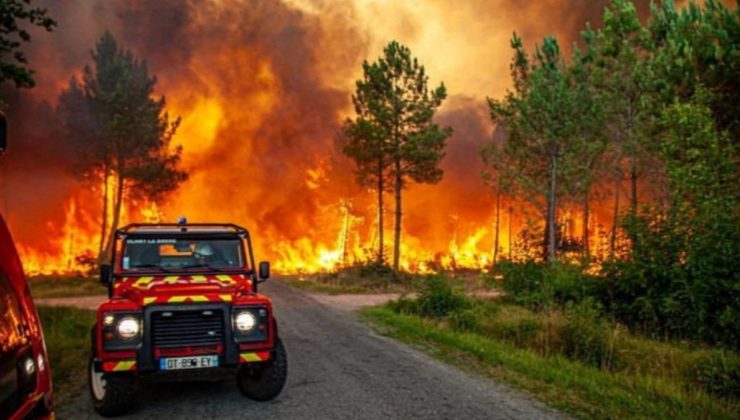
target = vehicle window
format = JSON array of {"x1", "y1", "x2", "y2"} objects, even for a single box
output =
[
  {"x1": 0, "y1": 272, "x2": 28, "y2": 357},
  {"x1": 122, "y1": 238, "x2": 245, "y2": 271}
]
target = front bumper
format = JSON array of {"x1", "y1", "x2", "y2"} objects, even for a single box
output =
[{"x1": 95, "y1": 302, "x2": 271, "y2": 374}]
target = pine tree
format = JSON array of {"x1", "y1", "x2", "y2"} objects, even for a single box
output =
[
  {"x1": 0, "y1": 0, "x2": 56, "y2": 90},
  {"x1": 489, "y1": 35, "x2": 600, "y2": 261},
  {"x1": 57, "y1": 31, "x2": 187, "y2": 258},
  {"x1": 344, "y1": 41, "x2": 451, "y2": 270}
]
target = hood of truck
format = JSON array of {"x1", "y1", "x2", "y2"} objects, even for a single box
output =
[{"x1": 112, "y1": 273, "x2": 253, "y2": 305}]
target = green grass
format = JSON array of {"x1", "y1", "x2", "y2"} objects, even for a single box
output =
[
  {"x1": 362, "y1": 306, "x2": 739, "y2": 420},
  {"x1": 28, "y1": 275, "x2": 106, "y2": 299},
  {"x1": 37, "y1": 306, "x2": 96, "y2": 404}
]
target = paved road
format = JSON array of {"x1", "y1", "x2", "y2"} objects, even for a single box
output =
[{"x1": 58, "y1": 280, "x2": 564, "y2": 419}]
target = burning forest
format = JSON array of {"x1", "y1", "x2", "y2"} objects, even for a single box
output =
[
  {"x1": 2, "y1": 1, "x2": 738, "y2": 416},
  {"x1": 0, "y1": 0, "x2": 734, "y2": 279}
]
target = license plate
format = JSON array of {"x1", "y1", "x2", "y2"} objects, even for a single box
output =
[{"x1": 159, "y1": 355, "x2": 219, "y2": 371}]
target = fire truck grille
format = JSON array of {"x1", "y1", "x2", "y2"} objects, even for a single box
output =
[{"x1": 151, "y1": 309, "x2": 225, "y2": 348}]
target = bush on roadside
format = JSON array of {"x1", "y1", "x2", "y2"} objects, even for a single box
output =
[
  {"x1": 479, "y1": 304, "x2": 542, "y2": 348},
  {"x1": 494, "y1": 260, "x2": 593, "y2": 310},
  {"x1": 687, "y1": 350, "x2": 740, "y2": 399},
  {"x1": 388, "y1": 296, "x2": 419, "y2": 315},
  {"x1": 448, "y1": 308, "x2": 480, "y2": 332},
  {"x1": 562, "y1": 298, "x2": 617, "y2": 370},
  {"x1": 416, "y1": 275, "x2": 470, "y2": 318}
]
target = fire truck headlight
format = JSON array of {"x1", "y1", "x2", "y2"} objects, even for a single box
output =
[
  {"x1": 234, "y1": 311, "x2": 256, "y2": 332},
  {"x1": 117, "y1": 317, "x2": 140, "y2": 340}
]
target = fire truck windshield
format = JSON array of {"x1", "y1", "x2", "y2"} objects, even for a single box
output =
[{"x1": 121, "y1": 237, "x2": 245, "y2": 271}]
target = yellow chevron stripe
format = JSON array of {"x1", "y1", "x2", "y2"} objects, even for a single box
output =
[
  {"x1": 143, "y1": 297, "x2": 157, "y2": 305},
  {"x1": 191, "y1": 275, "x2": 207, "y2": 283},
  {"x1": 219, "y1": 294, "x2": 232, "y2": 302},
  {"x1": 164, "y1": 276, "x2": 180, "y2": 284},
  {"x1": 133, "y1": 276, "x2": 154, "y2": 287},
  {"x1": 114, "y1": 360, "x2": 136, "y2": 371},
  {"x1": 216, "y1": 274, "x2": 231, "y2": 281},
  {"x1": 240, "y1": 353, "x2": 263, "y2": 362},
  {"x1": 168, "y1": 295, "x2": 209, "y2": 303}
]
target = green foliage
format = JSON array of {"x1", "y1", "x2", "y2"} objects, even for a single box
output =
[
  {"x1": 489, "y1": 33, "x2": 604, "y2": 260},
  {"x1": 648, "y1": 0, "x2": 740, "y2": 144},
  {"x1": 480, "y1": 305, "x2": 543, "y2": 348},
  {"x1": 562, "y1": 299, "x2": 616, "y2": 370},
  {"x1": 388, "y1": 297, "x2": 420, "y2": 315},
  {"x1": 495, "y1": 260, "x2": 593, "y2": 310},
  {"x1": 448, "y1": 308, "x2": 480, "y2": 332},
  {"x1": 0, "y1": 0, "x2": 56, "y2": 89},
  {"x1": 415, "y1": 275, "x2": 470, "y2": 318},
  {"x1": 687, "y1": 350, "x2": 740, "y2": 399},
  {"x1": 485, "y1": 0, "x2": 740, "y2": 351},
  {"x1": 37, "y1": 306, "x2": 96, "y2": 402},
  {"x1": 598, "y1": 98, "x2": 739, "y2": 348}
]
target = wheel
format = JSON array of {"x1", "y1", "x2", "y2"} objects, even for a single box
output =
[
  {"x1": 88, "y1": 356, "x2": 137, "y2": 417},
  {"x1": 236, "y1": 336, "x2": 288, "y2": 401}
]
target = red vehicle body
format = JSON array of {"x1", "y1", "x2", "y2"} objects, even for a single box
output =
[
  {"x1": 89, "y1": 222, "x2": 287, "y2": 416},
  {"x1": 0, "y1": 115, "x2": 55, "y2": 419}
]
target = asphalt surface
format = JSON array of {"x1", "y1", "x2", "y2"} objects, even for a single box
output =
[{"x1": 58, "y1": 280, "x2": 565, "y2": 419}]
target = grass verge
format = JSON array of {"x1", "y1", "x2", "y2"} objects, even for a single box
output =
[
  {"x1": 37, "y1": 306, "x2": 95, "y2": 404},
  {"x1": 29, "y1": 275, "x2": 106, "y2": 299},
  {"x1": 361, "y1": 306, "x2": 738, "y2": 420}
]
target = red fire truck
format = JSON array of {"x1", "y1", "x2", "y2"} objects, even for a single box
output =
[
  {"x1": 89, "y1": 221, "x2": 288, "y2": 416},
  {"x1": 0, "y1": 114, "x2": 55, "y2": 419}
]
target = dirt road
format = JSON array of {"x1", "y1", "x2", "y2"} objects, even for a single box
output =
[{"x1": 56, "y1": 280, "x2": 564, "y2": 419}]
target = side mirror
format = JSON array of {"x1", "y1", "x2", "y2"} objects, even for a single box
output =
[
  {"x1": 258, "y1": 261, "x2": 270, "y2": 281},
  {"x1": 99, "y1": 264, "x2": 111, "y2": 285},
  {"x1": 0, "y1": 112, "x2": 7, "y2": 153}
]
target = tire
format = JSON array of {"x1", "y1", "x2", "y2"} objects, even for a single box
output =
[
  {"x1": 88, "y1": 356, "x2": 137, "y2": 417},
  {"x1": 236, "y1": 336, "x2": 288, "y2": 401}
]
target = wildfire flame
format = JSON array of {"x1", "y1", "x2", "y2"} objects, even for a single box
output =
[{"x1": 5, "y1": 0, "x2": 632, "y2": 277}]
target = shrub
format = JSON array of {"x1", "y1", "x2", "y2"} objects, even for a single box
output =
[
  {"x1": 495, "y1": 260, "x2": 593, "y2": 310},
  {"x1": 687, "y1": 350, "x2": 740, "y2": 399},
  {"x1": 448, "y1": 308, "x2": 480, "y2": 332},
  {"x1": 388, "y1": 297, "x2": 419, "y2": 315},
  {"x1": 495, "y1": 260, "x2": 546, "y2": 308},
  {"x1": 416, "y1": 275, "x2": 470, "y2": 318},
  {"x1": 480, "y1": 305, "x2": 542, "y2": 348},
  {"x1": 502, "y1": 318, "x2": 542, "y2": 347},
  {"x1": 562, "y1": 298, "x2": 617, "y2": 370}
]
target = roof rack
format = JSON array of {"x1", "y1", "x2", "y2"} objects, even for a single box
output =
[{"x1": 117, "y1": 223, "x2": 249, "y2": 235}]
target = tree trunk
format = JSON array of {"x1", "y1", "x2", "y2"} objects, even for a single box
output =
[
  {"x1": 610, "y1": 175, "x2": 621, "y2": 255},
  {"x1": 377, "y1": 157, "x2": 384, "y2": 265},
  {"x1": 630, "y1": 154, "x2": 638, "y2": 216},
  {"x1": 393, "y1": 158, "x2": 402, "y2": 271},
  {"x1": 582, "y1": 187, "x2": 590, "y2": 260},
  {"x1": 98, "y1": 165, "x2": 110, "y2": 261},
  {"x1": 104, "y1": 162, "x2": 125, "y2": 257},
  {"x1": 492, "y1": 189, "x2": 501, "y2": 267},
  {"x1": 508, "y1": 205, "x2": 513, "y2": 260},
  {"x1": 627, "y1": 100, "x2": 638, "y2": 217},
  {"x1": 340, "y1": 200, "x2": 351, "y2": 266},
  {"x1": 546, "y1": 154, "x2": 558, "y2": 262}
]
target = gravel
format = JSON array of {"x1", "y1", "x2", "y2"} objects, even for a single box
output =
[{"x1": 56, "y1": 280, "x2": 566, "y2": 419}]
